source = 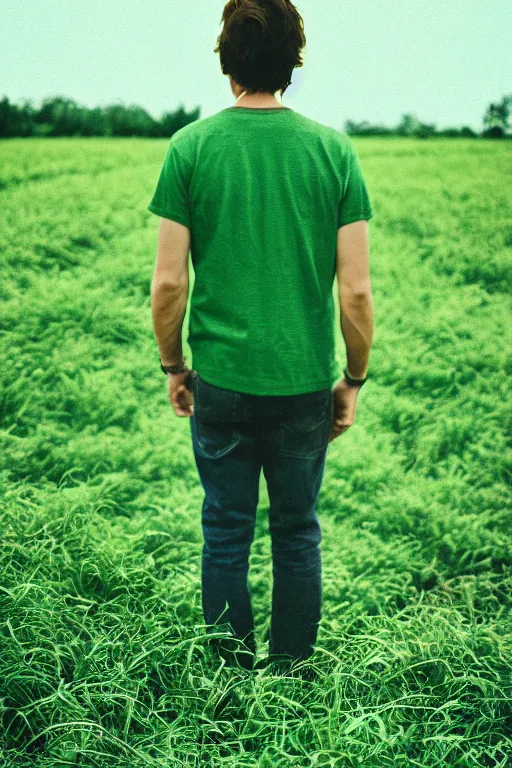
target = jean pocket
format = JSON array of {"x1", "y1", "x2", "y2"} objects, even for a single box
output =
[
  {"x1": 193, "y1": 374, "x2": 242, "y2": 459},
  {"x1": 195, "y1": 419, "x2": 242, "y2": 459},
  {"x1": 279, "y1": 390, "x2": 333, "y2": 459}
]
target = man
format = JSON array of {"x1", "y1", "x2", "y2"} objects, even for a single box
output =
[{"x1": 148, "y1": 0, "x2": 374, "y2": 674}]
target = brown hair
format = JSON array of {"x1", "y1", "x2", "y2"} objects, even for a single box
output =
[{"x1": 214, "y1": 0, "x2": 306, "y2": 96}]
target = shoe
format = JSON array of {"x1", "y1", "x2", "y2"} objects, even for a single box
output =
[
  {"x1": 230, "y1": 645, "x2": 255, "y2": 672},
  {"x1": 252, "y1": 654, "x2": 292, "y2": 676},
  {"x1": 208, "y1": 634, "x2": 255, "y2": 672},
  {"x1": 289, "y1": 662, "x2": 317, "y2": 682},
  {"x1": 254, "y1": 653, "x2": 317, "y2": 681},
  {"x1": 253, "y1": 655, "x2": 273, "y2": 672}
]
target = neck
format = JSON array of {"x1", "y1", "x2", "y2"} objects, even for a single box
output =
[{"x1": 234, "y1": 89, "x2": 283, "y2": 109}]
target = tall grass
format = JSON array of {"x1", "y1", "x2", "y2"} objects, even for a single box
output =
[{"x1": 0, "y1": 137, "x2": 511, "y2": 767}]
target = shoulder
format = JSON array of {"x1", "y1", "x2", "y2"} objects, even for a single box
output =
[
  {"x1": 170, "y1": 111, "x2": 225, "y2": 147},
  {"x1": 291, "y1": 112, "x2": 355, "y2": 156},
  {"x1": 167, "y1": 111, "x2": 228, "y2": 164}
]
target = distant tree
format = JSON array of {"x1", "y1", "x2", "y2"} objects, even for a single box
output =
[
  {"x1": 100, "y1": 102, "x2": 159, "y2": 136},
  {"x1": 81, "y1": 106, "x2": 111, "y2": 137},
  {"x1": 344, "y1": 119, "x2": 371, "y2": 135},
  {"x1": 460, "y1": 125, "x2": 477, "y2": 137},
  {"x1": 396, "y1": 113, "x2": 421, "y2": 136},
  {"x1": 437, "y1": 127, "x2": 460, "y2": 137},
  {"x1": 159, "y1": 104, "x2": 201, "y2": 137},
  {"x1": 0, "y1": 96, "x2": 16, "y2": 137},
  {"x1": 482, "y1": 93, "x2": 511, "y2": 138},
  {"x1": 344, "y1": 119, "x2": 393, "y2": 136},
  {"x1": 35, "y1": 96, "x2": 86, "y2": 136},
  {"x1": 436, "y1": 125, "x2": 477, "y2": 137},
  {"x1": 395, "y1": 113, "x2": 437, "y2": 138},
  {"x1": 0, "y1": 96, "x2": 35, "y2": 137},
  {"x1": 415, "y1": 121, "x2": 437, "y2": 139}
]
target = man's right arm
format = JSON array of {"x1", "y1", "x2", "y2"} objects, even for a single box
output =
[{"x1": 336, "y1": 219, "x2": 374, "y2": 379}]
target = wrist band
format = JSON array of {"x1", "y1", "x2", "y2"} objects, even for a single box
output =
[
  {"x1": 343, "y1": 366, "x2": 367, "y2": 387},
  {"x1": 160, "y1": 355, "x2": 188, "y2": 375}
]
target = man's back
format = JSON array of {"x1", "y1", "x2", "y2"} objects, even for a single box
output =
[{"x1": 148, "y1": 106, "x2": 373, "y2": 395}]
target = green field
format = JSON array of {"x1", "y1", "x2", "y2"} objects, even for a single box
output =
[{"x1": 0, "y1": 136, "x2": 511, "y2": 767}]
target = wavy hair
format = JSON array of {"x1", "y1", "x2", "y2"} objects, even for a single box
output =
[{"x1": 214, "y1": 0, "x2": 306, "y2": 96}]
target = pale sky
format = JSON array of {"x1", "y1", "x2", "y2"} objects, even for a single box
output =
[{"x1": 1, "y1": 0, "x2": 510, "y2": 133}]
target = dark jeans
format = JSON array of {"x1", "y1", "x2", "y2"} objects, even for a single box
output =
[{"x1": 189, "y1": 371, "x2": 334, "y2": 669}]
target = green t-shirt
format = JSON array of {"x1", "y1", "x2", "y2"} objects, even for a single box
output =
[{"x1": 148, "y1": 106, "x2": 373, "y2": 395}]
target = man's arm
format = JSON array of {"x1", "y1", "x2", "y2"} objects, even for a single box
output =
[
  {"x1": 150, "y1": 217, "x2": 191, "y2": 366},
  {"x1": 336, "y1": 219, "x2": 374, "y2": 378}
]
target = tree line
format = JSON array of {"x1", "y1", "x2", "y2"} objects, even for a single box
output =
[
  {"x1": 345, "y1": 94, "x2": 511, "y2": 138},
  {"x1": 0, "y1": 96, "x2": 200, "y2": 138},
  {"x1": 0, "y1": 93, "x2": 510, "y2": 139}
]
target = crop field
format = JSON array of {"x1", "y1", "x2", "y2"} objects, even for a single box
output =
[{"x1": 0, "y1": 136, "x2": 511, "y2": 767}]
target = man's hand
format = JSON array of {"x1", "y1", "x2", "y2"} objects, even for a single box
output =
[
  {"x1": 167, "y1": 370, "x2": 195, "y2": 417},
  {"x1": 329, "y1": 377, "x2": 362, "y2": 442}
]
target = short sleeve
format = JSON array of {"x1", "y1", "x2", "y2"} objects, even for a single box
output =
[
  {"x1": 338, "y1": 142, "x2": 373, "y2": 228},
  {"x1": 148, "y1": 140, "x2": 191, "y2": 228}
]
